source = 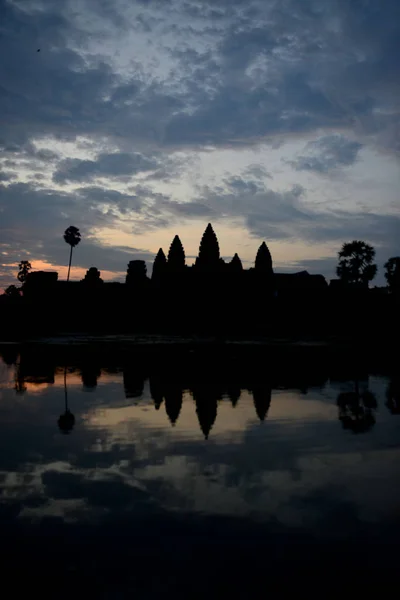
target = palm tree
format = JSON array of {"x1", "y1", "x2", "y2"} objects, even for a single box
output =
[
  {"x1": 17, "y1": 260, "x2": 32, "y2": 283},
  {"x1": 384, "y1": 257, "x2": 400, "y2": 294},
  {"x1": 336, "y1": 240, "x2": 377, "y2": 287},
  {"x1": 63, "y1": 226, "x2": 81, "y2": 282}
]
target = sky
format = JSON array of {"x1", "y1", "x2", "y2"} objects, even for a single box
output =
[{"x1": 0, "y1": 0, "x2": 399, "y2": 290}]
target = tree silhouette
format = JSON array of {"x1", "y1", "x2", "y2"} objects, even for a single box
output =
[
  {"x1": 82, "y1": 266, "x2": 103, "y2": 285},
  {"x1": 63, "y1": 226, "x2": 81, "y2": 282},
  {"x1": 126, "y1": 260, "x2": 147, "y2": 285},
  {"x1": 336, "y1": 241, "x2": 377, "y2": 287},
  {"x1": 229, "y1": 253, "x2": 243, "y2": 272},
  {"x1": 384, "y1": 257, "x2": 400, "y2": 294},
  {"x1": 152, "y1": 248, "x2": 167, "y2": 281},
  {"x1": 167, "y1": 235, "x2": 185, "y2": 271},
  {"x1": 255, "y1": 242, "x2": 273, "y2": 273},
  {"x1": 4, "y1": 285, "x2": 21, "y2": 298},
  {"x1": 17, "y1": 260, "x2": 32, "y2": 283},
  {"x1": 195, "y1": 223, "x2": 220, "y2": 270}
]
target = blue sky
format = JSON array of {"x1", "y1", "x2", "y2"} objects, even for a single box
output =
[{"x1": 0, "y1": 0, "x2": 399, "y2": 288}]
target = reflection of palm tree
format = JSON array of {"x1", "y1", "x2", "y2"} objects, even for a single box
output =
[
  {"x1": 58, "y1": 367, "x2": 75, "y2": 434},
  {"x1": 386, "y1": 377, "x2": 400, "y2": 414},
  {"x1": 337, "y1": 381, "x2": 377, "y2": 434},
  {"x1": 14, "y1": 358, "x2": 26, "y2": 395}
]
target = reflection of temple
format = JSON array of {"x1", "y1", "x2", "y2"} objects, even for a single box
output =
[
  {"x1": 81, "y1": 364, "x2": 101, "y2": 390},
  {"x1": 192, "y1": 385, "x2": 221, "y2": 439},
  {"x1": 150, "y1": 375, "x2": 164, "y2": 410},
  {"x1": 164, "y1": 383, "x2": 183, "y2": 425},
  {"x1": 252, "y1": 384, "x2": 272, "y2": 421},
  {"x1": 123, "y1": 366, "x2": 146, "y2": 399}
]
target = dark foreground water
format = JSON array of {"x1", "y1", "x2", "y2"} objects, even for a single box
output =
[{"x1": 0, "y1": 345, "x2": 399, "y2": 597}]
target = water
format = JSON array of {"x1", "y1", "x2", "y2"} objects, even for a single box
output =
[{"x1": 0, "y1": 346, "x2": 399, "y2": 597}]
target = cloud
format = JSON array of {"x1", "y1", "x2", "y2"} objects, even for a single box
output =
[
  {"x1": 290, "y1": 135, "x2": 363, "y2": 173},
  {"x1": 53, "y1": 152, "x2": 160, "y2": 183}
]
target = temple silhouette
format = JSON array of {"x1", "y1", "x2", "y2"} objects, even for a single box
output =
[{"x1": 1, "y1": 222, "x2": 396, "y2": 340}]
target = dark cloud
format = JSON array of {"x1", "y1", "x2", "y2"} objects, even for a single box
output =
[
  {"x1": 53, "y1": 152, "x2": 160, "y2": 183},
  {"x1": 290, "y1": 135, "x2": 363, "y2": 173},
  {"x1": 0, "y1": 172, "x2": 16, "y2": 181}
]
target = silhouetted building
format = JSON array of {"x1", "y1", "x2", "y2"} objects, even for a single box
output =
[
  {"x1": 195, "y1": 223, "x2": 220, "y2": 272},
  {"x1": 126, "y1": 260, "x2": 148, "y2": 286},
  {"x1": 82, "y1": 267, "x2": 103, "y2": 285},
  {"x1": 168, "y1": 235, "x2": 186, "y2": 272},
  {"x1": 229, "y1": 253, "x2": 243, "y2": 273},
  {"x1": 23, "y1": 271, "x2": 58, "y2": 297},
  {"x1": 255, "y1": 242, "x2": 273, "y2": 275},
  {"x1": 152, "y1": 248, "x2": 167, "y2": 282}
]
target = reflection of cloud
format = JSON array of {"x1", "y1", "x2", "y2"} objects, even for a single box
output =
[{"x1": 0, "y1": 368, "x2": 399, "y2": 534}]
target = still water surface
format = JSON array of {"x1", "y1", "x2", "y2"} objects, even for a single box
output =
[{"x1": 0, "y1": 348, "x2": 399, "y2": 596}]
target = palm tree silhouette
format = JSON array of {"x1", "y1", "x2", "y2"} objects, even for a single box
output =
[
  {"x1": 63, "y1": 226, "x2": 81, "y2": 282},
  {"x1": 58, "y1": 367, "x2": 75, "y2": 433},
  {"x1": 337, "y1": 380, "x2": 377, "y2": 434}
]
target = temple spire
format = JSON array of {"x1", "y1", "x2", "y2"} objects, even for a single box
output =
[{"x1": 195, "y1": 223, "x2": 220, "y2": 270}]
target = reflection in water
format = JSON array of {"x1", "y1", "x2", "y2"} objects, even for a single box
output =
[
  {"x1": 14, "y1": 358, "x2": 27, "y2": 395},
  {"x1": 0, "y1": 348, "x2": 400, "y2": 595},
  {"x1": 81, "y1": 363, "x2": 101, "y2": 390},
  {"x1": 123, "y1": 364, "x2": 146, "y2": 399},
  {"x1": 252, "y1": 383, "x2": 272, "y2": 421},
  {"x1": 337, "y1": 381, "x2": 378, "y2": 434},
  {"x1": 192, "y1": 384, "x2": 221, "y2": 439},
  {"x1": 164, "y1": 383, "x2": 183, "y2": 425},
  {"x1": 386, "y1": 376, "x2": 400, "y2": 414},
  {"x1": 57, "y1": 367, "x2": 75, "y2": 434}
]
